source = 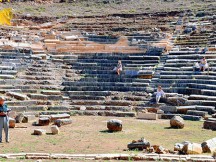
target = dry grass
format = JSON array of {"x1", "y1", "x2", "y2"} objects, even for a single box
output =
[
  {"x1": 0, "y1": 116, "x2": 215, "y2": 155},
  {"x1": 0, "y1": 0, "x2": 215, "y2": 17}
]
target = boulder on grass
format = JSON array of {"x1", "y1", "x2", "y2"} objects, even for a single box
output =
[
  {"x1": 107, "y1": 119, "x2": 122, "y2": 132},
  {"x1": 170, "y1": 116, "x2": 184, "y2": 129}
]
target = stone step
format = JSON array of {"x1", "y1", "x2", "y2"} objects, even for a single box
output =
[
  {"x1": 182, "y1": 115, "x2": 202, "y2": 121},
  {"x1": 70, "y1": 110, "x2": 136, "y2": 117},
  {"x1": 70, "y1": 100, "x2": 135, "y2": 106},
  {"x1": 0, "y1": 74, "x2": 15, "y2": 79},
  {"x1": 70, "y1": 105, "x2": 132, "y2": 112},
  {"x1": 68, "y1": 95, "x2": 106, "y2": 100},
  {"x1": 62, "y1": 81, "x2": 149, "y2": 87},
  {"x1": 0, "y1": 70, "x2": 17, "y2": 75},
  {"x1": 65, "y1": 91, "x2": 112, "y2": 96},
  {"x1": 63, "y1": 86, "x2": 147, "y2": 92},
  {"x1": 186, "y1": 110, "x2": 208, "y2": 117}
]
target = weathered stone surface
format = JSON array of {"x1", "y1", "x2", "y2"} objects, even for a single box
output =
[
  {"x1": 182, "y1": 143, "x2": 202, "y2": 154},
  {"x1": 54, "y1": 119, "x2": 72, "y2": 127},
  {"x1": 9, "y1": 117, "x2": 15, "y2": 128},
  {"x1": 152, "y1": 145, "x2": 167, "y2": 154},
  {"x1": 201, "y1": 137, "x2": 216, "y2": 153},
  {"x1": 8, "y1": 111, "x2": 16, "y2": 118},
  {"x1": 212, "y1": 113, "x2": 216, "y2": 118},
  {"x1": 22, "y1": 115, "x2": 37, "y2": 123},
  {"x1": 203, "y1": 120, "x2": 216, "y2": 130},
  {"x1": 38, "y1": 118, "x2": 50, "y2": 126},
  {"x1": 51, "y1": 125, "x2": 60, "y2": 135},
  {"x1": 50, "y1": 114, "x2": 70, "y2": 122},
  {"x1": 107, "y1": 119, "x2": 122, "y2": 132},
  {"x1": 170, "y1": 116, "x2": 184, "y2": 129},
  {"x1": 166, "y1": 97, "x2": 187, "y2": 106},
  {"x1": 6, "y1": 91, "x2": 30, "y2": 101},
  {"x1": 137, "y1": 112, "x2": 158, "y2": 120},
  {"x1": 128, "y1": 138, "x2": 150, "y2": 150},
  {"x1": 15, "y1": 113, "x2": 24, "y2": 123},
  {"x1": 33, "y1": 129, "x2": 46, "y2": 135}
]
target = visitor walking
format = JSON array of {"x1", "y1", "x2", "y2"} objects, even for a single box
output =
[{"x1": 0, "y1": 97, "x2": 10, "y2": 143}]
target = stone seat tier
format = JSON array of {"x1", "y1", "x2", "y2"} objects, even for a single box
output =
[
  {"x1": 69, "y1": 100, "x2": 141, "y2": 106},
  {"x1": 176, "y1": 105, "x2": 215, "y2": 114},
  {"x1": 160, "y1": 75, "x2": 216, "y2": 80},
  {"x1": 69, "y1": 110, "x2": 136, "y2": 117},
  {"x1": 69, "y1": 105, "x2": 132, "y2": 112},
  {"x1": 63, "y1": 81, "x2": 149, "y2": 86},
  {"x1": 0, "y1": 75, "x2": 16, "y2": 79},
  {"x1": 63, "y1": 86, "x2": 147, "y2": 92},
  {"x1": 77, "y1": 77, "x2": 151, "y2": 83}
]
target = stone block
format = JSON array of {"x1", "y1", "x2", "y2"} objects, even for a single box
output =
[
  {"x1": 33, "y1": 129, "x2": 46, "y2": 135},
  {"x1": 9, "y1": 117, "x2": 15, "y2": 128},
  {"x1": 137, "y1": 112, "x2": 158, "y2": 120},
  {"x1": 182, "y1": 143, "x2": 202, "y2": 154},
  {"x1": 15, "y1": 113, "x2": 24, "y2": 123},
  {"x1": 6, "y1": 91, "x2": 30, "y2": 101},
  {"x1": 22, "y1": 115, "x2": 37, "y2": 123},
  {"x1": 38, "y1": 118, "x2": 50, "y2": 126},
  {"x1": 51, "y1": 125, "x2": 60, "y2": 135},
  {"x1": 54, "y1": 119, "x2": 72, "y2": 127},
  {"x1": 202, "y1": 137, "x2": 216, "y2": 153},
  {"x1": 50, "y1": 114, "x2": 70, "y2": 122}
]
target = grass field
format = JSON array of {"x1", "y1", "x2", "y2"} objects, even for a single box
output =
[
  {"x1": 0, "y1": 116, "x2": 215, "y2": 155},
  {"x1": 0, "y1": 0, "x2": 215, "y2": 17}
]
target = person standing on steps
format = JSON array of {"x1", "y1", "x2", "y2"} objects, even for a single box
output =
[
  {"x1": 113, "y1": 60, "x2": 123, "y2": 75},
  {"x1": 156, "y1": 86, "x2": 166, "y2": 104},
  {"x1": 0, "y1": 97, "x2": 10, "y2": 143}
]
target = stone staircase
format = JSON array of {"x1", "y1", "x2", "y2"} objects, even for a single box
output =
[{"x1": 58, "y1": 52, "x2": 162, "y2": 116}]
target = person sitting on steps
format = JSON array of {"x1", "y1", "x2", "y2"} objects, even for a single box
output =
[
  {"x1": 156, "y1": 86, "x2": 166, "y2": 104},
  {"x1": 199, "y1": 57, "x2": 208, "y2": 72},
  {"x1": 113, "y1": 60, "x2": 123, "y2": 75}
]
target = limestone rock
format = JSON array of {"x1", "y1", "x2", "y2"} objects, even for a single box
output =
[
  {"x1": 6, "y1": 91, "x2": 30, "y2": 101},
  {"x1": 9, "y1": 117, "x2": 15, "y2": 128},
  {"x1": 22, "y1": 115, "x2": 37, "y2": 123},
  {"x1": 170, "y1": 116, "x2": 184, "y2": 129},
  {"x1": 8, "y1": 111, "x2": 16, "y2": 118},
  {"x1": 201, "y1": 137, "x2": 216, "y2": 153},
  {"x1": 203, "y1": 119, "x2": 216, "y2": 130},
  {"x1": 50, "y1": 114, "x2": 70, "y2": 122},
  {"x1": 15, "y1": 113, "x2": 24, "y2": 123},
  {"x1": 51, "y1": 125, "x2": 60, "y2": 135},
  {"x1": 182, "y1": 143, "x2": 202, "y2": 154},
  {"x1": 54, "y1": 119, "x2": 72, "y2": 127},
  {"x1": 212, "y1": 113, "x2": 216, "y2": 118},
  {"x1": 107, "y1": 119, "x2": 122, "y2": 132},
  {"x1": 128, "y1": 137, "x2": 150, "y2": 150},
  {"x1": 38, "y1": 118, "x2": 50, "y2": 126},
  {"x1": 33, "y1": 129, "x2": 46, "y2": 135}
]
